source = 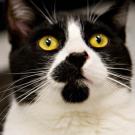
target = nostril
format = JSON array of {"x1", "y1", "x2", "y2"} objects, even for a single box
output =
[
  {"x1": 66, "y1": 51, "x2": 88, "y2": 68},
  {"x1": 83, "y1": 51, "x2": 89, "y2": 59}
]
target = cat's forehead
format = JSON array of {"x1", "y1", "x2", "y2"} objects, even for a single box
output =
[
  {"x1": 53, "y1": 2, "x2": 114, "y2": 28},
  {"x1": 56, "y1": 2, "x2": 113, "y2": 20},
  {"x1": 67, "y1": 20, "x2": 81, "y2": 38}
]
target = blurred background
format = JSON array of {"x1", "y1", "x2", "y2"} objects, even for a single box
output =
[
  {"x1": 0, "y1": 0, "x2": 135, "y2": 134},
  {"x1": 0, "y1": 0, "x2": 6, "y2": 31}
]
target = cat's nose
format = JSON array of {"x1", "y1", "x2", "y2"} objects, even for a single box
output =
[
  {"x1": 51, "y1": 51, "x2": 88, "y2": 83},
  {"x1": 66, "y1": 51, "x2": 88, "y2": 69}
]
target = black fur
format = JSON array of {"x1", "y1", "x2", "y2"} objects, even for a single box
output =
[
  {"x1": 62, "y1": 81, "x2": 89, "y2": 103},
  {"x1": 8, "y1": 0, "x2": 132, "y2": 104},
  {"x1": 52, "y1": 52, "x2": 87, "y2": 82},
  {"x1": 9, "y1": 21, "x2": 67, "y2": 103}
]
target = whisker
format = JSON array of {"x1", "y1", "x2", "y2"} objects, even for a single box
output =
[
  {"x1": 30, "y1": 0, "x2": 53, "y2": 24},
  {"x1": 107, "y1": 77, "x2": 131, "y2": 90},
  {"x1": 108, "y1": 72, "x2": 131, "y2": 81},
  {"x1": 107, "y1": 67, "x2": 131, "y2": 72},
  {"x1": 17, "y1": 83, "x2": 43, "y2": 104},
  {"x1": 108, "y1": 63, "x2": 130, "y2": 66},
  {"x1": 90, "y1": 0, "x2": 103, "y2": 23},
  {"x1": 52, "y1": 0, "x2": 58, "y2": 23},
  {"x1": 0, "y1": 72, "x2": 46, "y2": 93},
  {"x1": 34, "y1": 77, "x2": 61, "y2": 104},
  {"x1": 3, "y1": 71, "x2": 44, "y2": 75},
  {"x1": 0, "y1": 69, "x2": 48, "y2": 93},
  {"x1": 17, "y1": 80, "x2": 49, "y2": 104},
  {"x1": 13, "y1": 76, "x2": 50, "y2": 107},
  {"x1": 0, "y1": 105, "x2": 10, "y2": 122},
  {"x1": 93, "y1": 13, "x2": 101, "y2": 23},
  {"x1": 42, "y1": 0, "x2": 56, "y2": 24},
  {"x1": 24, "y1": 81, "x2": 51, "y2": 116},
  {"x1": 0, "y1": 76, "x2": 46, "y2": 104}
]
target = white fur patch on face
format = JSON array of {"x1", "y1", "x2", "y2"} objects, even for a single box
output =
[
  {"x1": 45, "y1": 20, "x2": 108, "y2": 103},
  {"x1": 48, "y1": 20, "x2": 87, "y2": 75},
  {"x1": 49, "y1": 20, "x2": 107, "y2": 85}
]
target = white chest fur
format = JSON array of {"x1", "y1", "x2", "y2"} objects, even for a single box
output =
[{"x1": 3, "y1": 87, "x2": 135, "y2": 135}]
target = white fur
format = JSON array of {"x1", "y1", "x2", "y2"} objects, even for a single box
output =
[{"x1": 3, "y1": 21, "x2": 135, "y2": 135}]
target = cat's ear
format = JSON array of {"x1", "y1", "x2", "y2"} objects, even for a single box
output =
[
  {"x1": 7, "y1": 0, "x2": 35, "y2": 38},
  {"x1": 100, "y1": 0, "x2": 130, "y2": 39}
]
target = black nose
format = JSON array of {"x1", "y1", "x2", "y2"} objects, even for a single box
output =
[
  {"x1": 66, "y1": 51, "x2": 88, "y2": 69},
  {"x1": 51, "y1": 51, "x2": 88, "y2": 83}
]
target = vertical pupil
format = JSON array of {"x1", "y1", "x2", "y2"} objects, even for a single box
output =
[
  {"x1": 96, "y1": 35, "x2": 102, "y2": 43},
  {"x1": 45, "y1": 38, "x2": 52, "y2": 46}
]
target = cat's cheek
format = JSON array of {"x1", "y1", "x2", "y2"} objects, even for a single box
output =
[{"x1": 82, "y1": 57, "x2": 108, "y2": 86}]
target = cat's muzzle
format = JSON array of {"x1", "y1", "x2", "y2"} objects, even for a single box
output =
[{"x1": 52, "y1": 52, "x2": 89, "y2": 103}]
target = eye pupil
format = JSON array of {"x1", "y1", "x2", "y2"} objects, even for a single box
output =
[
  {"x1": 45, "y1": 38, "x2": 52, "y2": 46},
  {"x1": 96, "y1": 35, "x2": 102, "y2": 44}
]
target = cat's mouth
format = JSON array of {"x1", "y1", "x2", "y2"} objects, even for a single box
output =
[
  {"x1": 51, "y1": 61, "x2": 90, "y2": 103},
  {"x1": 62, "y1": 80, "x2": 89, "y2": 103}
]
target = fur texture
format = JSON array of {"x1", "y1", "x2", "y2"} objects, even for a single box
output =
[{"x1": 3, "y1": 0, "x2": 135, "y2": 135}]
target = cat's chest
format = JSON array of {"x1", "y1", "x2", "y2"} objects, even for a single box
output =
[
  {"x1": 4, "y1": 110, "x2": 135, "y2": 135},
  {"x1": 44, "y1": 116, "x2": 135, "y2": 135},
  {"x1": 20, "y1": 120, "x2": 135, "y2": 135}
]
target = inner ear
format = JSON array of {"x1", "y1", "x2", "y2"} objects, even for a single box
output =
[
  {"x1": 99, "y1": 0, "x2": 130, "y2": 40},
  {"x1": 7, "y1": 0, "x2": 35, "y2": 38}
]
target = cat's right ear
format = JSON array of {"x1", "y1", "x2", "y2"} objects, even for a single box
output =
[{"x1": 7, "y1": 0, "x2": 35, "y2": 39}]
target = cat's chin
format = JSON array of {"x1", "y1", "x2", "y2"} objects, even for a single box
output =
[{"x1": 61, "y1": 80, "x2": 89, "y2": 103}]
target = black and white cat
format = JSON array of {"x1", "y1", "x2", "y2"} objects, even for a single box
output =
[{"x1": 3, "y1": 0, "x2": 135, "y2": 135}]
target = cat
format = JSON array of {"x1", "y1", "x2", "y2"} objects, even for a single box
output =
[{"x1": 3, "y1": 0, "x2": 135, "y2": 135}]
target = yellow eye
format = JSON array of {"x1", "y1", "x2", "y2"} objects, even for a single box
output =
[
  {"x1": 38, "y1": 36, "x2": 59, "y2": 51},
  {"x1": 89, "y1": 34, "x2": 109, "y2": 48}
]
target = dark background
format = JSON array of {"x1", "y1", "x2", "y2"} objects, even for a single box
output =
[{"x1": 0, "y1": 0, "x2": 6, "y2": 31}]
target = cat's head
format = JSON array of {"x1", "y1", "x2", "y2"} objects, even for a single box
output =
[{"x1": 7, "y1": 0, "x2": 132, "y2": 106}]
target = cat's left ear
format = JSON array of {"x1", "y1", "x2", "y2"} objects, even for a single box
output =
[{"x1": 100, "y1": 0, "x2": 130, "y2": 40}]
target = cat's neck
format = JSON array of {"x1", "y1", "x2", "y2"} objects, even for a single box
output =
[
  {"x1": 10, "y1": 86, "x2": 135, "y2": 124},
  {"x1": 5, "y1": 86, "x2": 135, "y2": 135}
]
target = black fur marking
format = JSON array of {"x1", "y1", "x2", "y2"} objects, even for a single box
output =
[
  {"x1": 62, "y1": 81, "x2": 89, "y2": 103},
  {"x1": 8, "y1": 0, "x2": 132, "y2": 105},
  {"x1": 52, "y1": 52, "x2": 87, "y2": 82},
  {"x1": 66, "y1": 52, "x2": 88, "y2": 69},
  {"x1": 10, "y1": 45, "x2": 53, "y2": 104},
  {"x1": 9, "y1": 19, "x2": 67, "y2": 104},
  {"x1": 52, "y1": 61, "x2": 82, "y2": 82}
]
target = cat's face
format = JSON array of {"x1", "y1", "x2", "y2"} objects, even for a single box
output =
[{"x1": 7, "y1": 0, "x2": 132, "y2": 106}]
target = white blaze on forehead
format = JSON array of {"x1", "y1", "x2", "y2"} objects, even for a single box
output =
[
  {"x1": 65, "y1": 20, "x2": 87, "y2": 53},
  {"x1": 49, "y1": 19, "x2": 107, "y2": 86},
  {"x1": 68, "y1": 20, "x2": 82, "y2": 39}
]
